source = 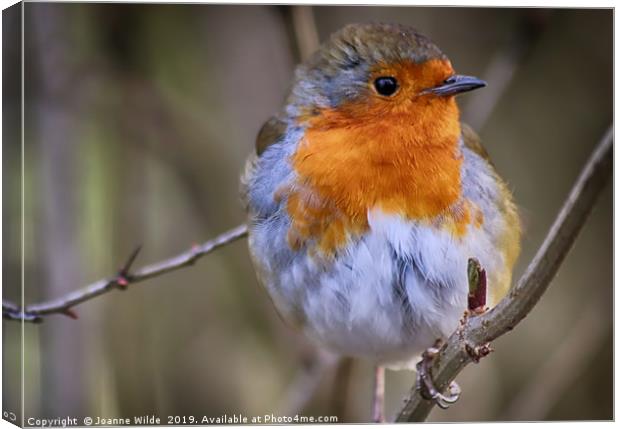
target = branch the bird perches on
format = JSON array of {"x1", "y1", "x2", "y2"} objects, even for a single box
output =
[
  {"x1": 3, "y1": 127, "x2": 612, "y2": 422},
  {"x1": 395, "y1": 126, "x2": 612, "y2": 421}
]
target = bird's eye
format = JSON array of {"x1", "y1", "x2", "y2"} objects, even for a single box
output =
[{"x1": 373, "y1": 76, "x2": 399, "y2": 96}]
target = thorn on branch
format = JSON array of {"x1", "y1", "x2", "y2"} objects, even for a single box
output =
[
  {"x1": 116, "y1": 276, "x2": 129, "y2": 289},
  {"x1": 120, "y1": 245, "x2": 142, "y2": 276},
  {"x1": 467, "y1": 258, "x2": 487, "y2": 314},
  {"x1": 4, "y1": 224, "x2": 248, "y2": 324},
  {"x1": 61, "y1": 308, "x2": 79, "y2": 320},
  {"x1": 116, "y1": 245, "x2": 142, "y2": 289}
]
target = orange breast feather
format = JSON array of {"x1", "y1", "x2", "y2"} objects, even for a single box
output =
[{"x1": 286, "y1": 60, "x2": 475, "y2": 255}]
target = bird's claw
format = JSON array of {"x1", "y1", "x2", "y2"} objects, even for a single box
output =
[
  {"x1": 436, "y1": 381, "x2": 461, "y2": 409},
  {"x1": 415, "y1": 341, "x2": 461, "y2": 409}
]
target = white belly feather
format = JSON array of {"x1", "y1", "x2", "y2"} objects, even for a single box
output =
[
  {"x1": 251, "y1": 206, "x2": 504, "y2": 369},
  {"x1": 246, "y1": 141, "x2": 510, "y2": 368}
]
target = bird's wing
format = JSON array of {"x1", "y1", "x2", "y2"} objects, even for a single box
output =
[
  {"x1": 461, "y1": 122, "x2": 492, "y2": 164},
  {"x1": 256, "y1": 115, "x2": 288, "y2": 156},
  {"x1": 240, "y1": 115, "x2": 288, "y2": 211},
  {"x1": 461, "y1": 122, "x2": 522, "y2": 302}
]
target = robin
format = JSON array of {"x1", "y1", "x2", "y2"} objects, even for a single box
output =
[{"x1": 241, "y1": 23, "x2": 521, "y2": 421}]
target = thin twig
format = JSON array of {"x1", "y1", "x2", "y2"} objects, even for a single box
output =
[
  {"x1": 3, "y1": 224, "x2": 248, "y2": 322},
  {"x1": 395, "y1": 126, "x2": 613, "y2": 422},
  {"x1": 3, "y1": 300, "x2": 41, "y2": 323}
]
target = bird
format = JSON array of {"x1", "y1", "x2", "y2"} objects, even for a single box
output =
[{"x1": 241, "y1": 22, "x2": 521, "y2": 421}]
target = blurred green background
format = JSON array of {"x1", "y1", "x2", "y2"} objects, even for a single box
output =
[{"x1": 3, "y1": 4, "x2": 612, "y2": 423}]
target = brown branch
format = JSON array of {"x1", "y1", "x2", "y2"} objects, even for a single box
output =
[
  {"x1": 3, "y1": 224, "x2": 248, "y2": 322},
  {"x1": 395, "y1": 125, "x2": 613, "y2": 422}
]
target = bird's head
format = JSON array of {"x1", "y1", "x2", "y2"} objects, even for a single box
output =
[
  {"x1": 287, "y1": 23, "x2": 485, "y2": 129},
  {"x1": 283, "y1": 23, "x2": 488, "y2": 240}
]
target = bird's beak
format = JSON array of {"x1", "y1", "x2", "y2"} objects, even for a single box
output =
[{"x1": 424, "y1": 75, "x2": 487, "y2": 97}]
